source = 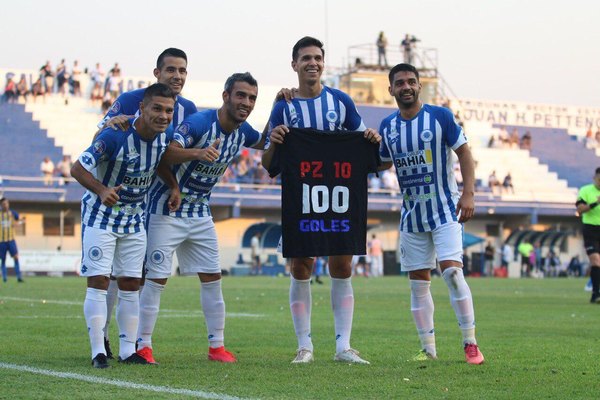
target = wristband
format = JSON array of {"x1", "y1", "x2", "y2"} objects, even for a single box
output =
[{"x1": 590, "y1": 202, "x2": 599, "y2": 209}]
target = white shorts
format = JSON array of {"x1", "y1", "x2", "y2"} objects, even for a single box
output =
[
  {"x1": 145, "y1": 214, "x2": 220, "y2": 279},
  {"x1": 80, "y1": 224, "x2": 146, "y2": 278},
  {"x1": 400, "y1": 222, "x2": 463, "y2": 272}
]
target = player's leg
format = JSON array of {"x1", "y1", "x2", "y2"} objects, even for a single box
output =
[
  {"x1": 0, "y1": 243, "x2": 8, "y2": 282},
  {"x1": 402, "y1": 231, "x2": 437, "y2": 360},
  {"x1": 330, "y1": 254, "x2": 369, "y2": 364},
  {"x1": 289, "y1": 255, "x2": 315, "y2": 363},
  {"x1": 80, "y1": 225, "x2": 115, "y2": 368},
  {"x1": 136, "y1": 215, "x2": 183, "y2": 363},
  {"x1": 9, "y1": 241, "x2": 23, "y2": 282},
  {"x1": 113, "y1": 230, "x2": 148, "y2": 364},
  {"x1": 583, "y1": 225, "x2": 600, "y2": 303},
  {"x1": 103, "y1": 276, "x2": 118, "y2": 359},
  {"x1": 434, "y1": 223, "x2": 484, "y2": 365},
  {"x1": 180, "y1": 216, "x2": 235, "y2": 362}
]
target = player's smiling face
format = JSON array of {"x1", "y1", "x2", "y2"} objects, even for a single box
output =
[
  {"x1": 154, "y1": 56, "x2": 187, "y2": 95},
  {"x1": 389, "y1": 70, "x2": 421, "y2": 108},
  {"x1": 223, "y1": 81, "x2": 258, "y2": 125},
  {"x1": 140, "y1": 95, "x2": 175, "y2": 135},
  {"x1": 292, "y1": 46, "x2": 324, "y2": 85}
]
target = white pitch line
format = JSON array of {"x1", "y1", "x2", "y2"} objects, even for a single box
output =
[
  {"x1": 0, "y1": 297, "x2": 265, "y2": 318},
  {"x1": 0, "y1": 362, "x2": 254, "y2": 400}
]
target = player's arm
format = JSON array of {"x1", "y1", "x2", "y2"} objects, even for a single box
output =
[
  {"x1": 576, "y1": 196, "x2": 600, "y2": 214},
  {"x1": 378, "y1": 161, "x2": 393, "y2": 171},
  {"x1": 71, "y1": 161, "x2": 121, "y2": 207},
  {"x1": 156, "y1": 160, "x2": 181, "y2": 212},
  {"x1": 161, "y1": 140, "x2": 221, "y2": 165},
  {"x1": 261, "y1": 125, "x2": 288, "y2": 170},
  {"x1": 455, "y1": 143, "x2": 475, "y2": 223}
]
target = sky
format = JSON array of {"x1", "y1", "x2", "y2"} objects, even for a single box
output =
[{"x1": 2, "y1": 0, "x2": 599, "y2": 107}]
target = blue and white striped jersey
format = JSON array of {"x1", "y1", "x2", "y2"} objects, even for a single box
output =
[
  {"x1": 78, "y1": 120, "x2": 172, "y2": 233},
  {"x1": 379, "y1": 104, "x2": 467, "y2": 233},
  {"x1": 98, "y1": 88, "x2": 197, "y2": 135},
  {"x1": 265, "y1": 86, "x2": 366, "y2": 148},
  {"x1": 147, "y1": 109, "x2": 262, "y2": 218}
]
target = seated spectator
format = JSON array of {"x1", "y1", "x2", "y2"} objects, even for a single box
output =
[
  {"x1": 520, "y1": 131, "x2": 532, "y2": 150},
  {"x1": 567, "y1": 255, "x2": 583, "y2": 277},
  {"x1": 31, "y1": 78, "x2": 45, "y2": 102},
  {"x1": 488, "y1": 170, "x2": 501, "y2": 194},
  {"x1": 497, "y1": 126, "x2": 510, "y2": 147},
  {"x1": 3, "y1": 76, "x2": 17, "y2": 103},
  {"x1": 584, "y1": 127, "x2": 597, "y2": 149},
  {"x1": 509, "y1": 128, "x2": 519, "y2": 148},
  {"x1": 487, "y1": 133, "x2": 496, "y2": 148},
  {"x1": 40, "y1": 156, "x2": 55, "y2": 186},
  {"x1": 56, "y1": 155, "x2": 72, "y2": 186},
  {"x1": 16, "y1": 74, "x2": 30, "y2": 102},
  {"x1": 502, "y1": 172, "x2": 514, "y2": 194}
]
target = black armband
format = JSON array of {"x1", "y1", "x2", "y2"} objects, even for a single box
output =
[
  {"x1": 576, "y1": 199, "x2": 586, "y2": 207},
  {"x1": 590, "y1": 202, "x2": 599, "y2": 209}
]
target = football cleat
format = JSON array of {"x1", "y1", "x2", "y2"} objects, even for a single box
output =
[
  {"x1": 118, "y1": 353, "x2": 153, "y2": 365},
  {"x1": 464, "y1": 343, "x2": 485, "y2": 365},
  {"x1": 136, "y1": 346, "x2": 158, "y2": 364},
  {"x1": 91, "y1": 353, "x2": 109, "y2": 369},
  {"x1": 412, "y1": 349, "x2": 437, "y2": 361},
  {"x1": 104, "y1": 338, "x2": 114, "y2": 359},
  {"x1": 334, "y1": 348, "x2": 370, "y2": 364},
  {"x1": 208, "y1": 346, "x2": 237, "y2": 363},
  {"x1": 291, "y1": 348, "x2": 314, "y2": 364}
]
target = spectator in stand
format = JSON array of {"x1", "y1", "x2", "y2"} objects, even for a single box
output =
[
  {"x1": 39, "y1": 61, "x2": 54, "y2": 94},
  {"x1": 595, "y1": 129, "x2": 600, "y2": 146},
  {"x1": 520, "y1": 131, "x2": 532, "y2": 150},
  {"x1": 16, "y1": 74, "x2": 29, "y2": 102},
  {"x1": 71, "y1": 60, "x2": 82, "y2": 97},
  {"x1": 483, "y1": 241, "x2": 495, "y2": 277},
  {"x1": 107, "y1": 69, "x2": 123, "y2": 100},
  {"x1": 401, "y1": 34, "x2": 417, "y2": 64},
  {"x1": 369, "y1": 173, "x2": 382, "y2": 191},
  {"x1": 497, "y1": 126, "x2": 509, "y2": 147},
  {"x1": 376, "y1": 31, "x2": 388, "y2": 67},
  {"x1": 502, "y1": 172, "x2": 514, "y2": 194},
  {"x1": 56, "y1": 59, "x2": 69, "y2": 97},
  {"x1": 31, "y1": 77, "x2": 45, "y2": 102},
  {"x1": 368, "y1": 234, "x2": 383, "y2": 277},
  {"x1": 252, "y1": 162, "x2": 269, "y2": 184},
  {"x1": 56, "y1": 155, "x2": 72, "y2": 186},
  {"x1": 381, "y1": 168, "x2": 399, "y2": 191},
  {"x1": 40, "y1": 156, "x2": 55, "y2": 186},
  {"x1": 584, "y1": 127, "x2": 597, "y2": 149},
  {"x1": 488, "y1": 170, "x2": 501, "y2": 194},
  {"x1": 509, "y1": 128, "x2": 519, "y2": 148},
  {"x1": 3, "y1": 76, "x2": 17, "y2": 103}
]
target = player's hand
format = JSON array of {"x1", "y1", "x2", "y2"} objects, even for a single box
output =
[
  {"x1": 364, "y1": 128, "x2": 382, "y2": 144},
  {"x1": 269, "y1": 125, "x2": 289, "y2": 145},
  {"x1": 275, "y1": 88, "x2": 297, "y2": 103},
  {"x1": 100, "y1": 185, "x2": 122, "y2": 207},
  {"x1": 198, "y1": 138, "x2": 221, "y2": 163},
  {"x1": 167, "y1": 187, "x2": 181, "y2": 212},
  {"x1": 105, "y1": 115, "x2": 134, "y2": 131},
  {"x1": 456, "y1": 193, "x2": 475, "y2": 223}
]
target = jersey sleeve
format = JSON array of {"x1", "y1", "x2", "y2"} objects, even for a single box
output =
[
  {"x1": 97, "y1": 92, "x2": 140, "y2": 129},
  {"x1": 378, "y1": 119, "x2": 392, "y2": 162},
  {"x1": 442, "y1": 108, "x2": 467, "y2": 150},
  {"x1": 243, "y1": 123, "x2": 262, "y2": 148},
  {"x1": 265, "y1": 101, "x2": 286, "y2": 150},
  {"x1": 338, "y1": 91, "x2": 366, "y2": 131},
  {"x1": 78, "y1": 129, "x2": 119, "y2": 172}
]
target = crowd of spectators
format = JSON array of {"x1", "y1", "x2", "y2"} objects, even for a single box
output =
[
  {"x1": 583, "y1": 127, "x2": 600, "y2": 149},
  {"x1": 487, "y1": 126, "x2": 532, "y2": 150}
]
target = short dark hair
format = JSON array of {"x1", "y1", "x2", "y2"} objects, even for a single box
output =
[
  {"x1": 595, "y1": 167, "x2": 600, "y2": 175},
  {"x1": 224, "y1": 72, "x2": 258, "y2": 94},
  {"x1": 0, "y1": 197, "x2": 6, "y2": 203},
  {"x1": 156, "y1": 48, "x2": 187, "y2": 70},
  {"x1": 292, "y1": 36, "x2": 325, "y2": 61},
  {"x1": 143, "y1": 83, "x2": 175, "y2": 104},
  {"x1": 388, "y1": 63, "x2": 420, "y2": 84}
]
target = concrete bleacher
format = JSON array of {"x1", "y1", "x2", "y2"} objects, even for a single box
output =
[
  {"x1": 472, "y1": 147, "x2": 578, "y2": 202},
  {"x1": 0, "y1": 103, "x2": 64, "y2": 175}
]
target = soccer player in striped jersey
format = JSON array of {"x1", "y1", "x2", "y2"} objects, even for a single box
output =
[
  {"x1": 96, "y1": 48, "x2": 198, "y2": 359},
  {"x1": 135, "y1": 72, "x2": 264, "y2": 364},
  {"x1": 72, "y1": 83, "x2": 183, "y2": 368},
  {"x1": 0, "y1": 197, "x2": 24, "y2": 283},
  {"x1": 379, "y1": 63, "x2": 484, "y2": 365},
  {"x1": 262, "y1": 36, "x2": 381, "y2": 365}
]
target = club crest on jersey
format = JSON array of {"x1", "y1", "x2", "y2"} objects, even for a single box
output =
[
  {"x1": 150, "y1": 250, "x2": 165, "y2": 264},
  {"x1": 93, "y1": 140, "x2": 106, "y2": 154},
  {"x1": 88, "y1": 246, "x2": 103, "y2": 261},
  {"x1": 109, "y1": 101, "x2": 121, "y2": 114},
  {"x1": 326, "y1": 110, "x2": 338, "y2": 123},
  {"x1": 126, "y1": 148, "x2": 140, "y2": 165},
  {"x1": 388, "y1": 125, "x2": 399, "y2": 143},
  {"x1": 178, "y1": 122, "x2": 190, "y2": 136},
  {"x1": 420, "y1": 130, "x2": 433, "y2": 142}
]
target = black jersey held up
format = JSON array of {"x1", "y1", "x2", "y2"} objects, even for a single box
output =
[{"x1": 268, "y1": 128, "x2": 380, "y2": 258}]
